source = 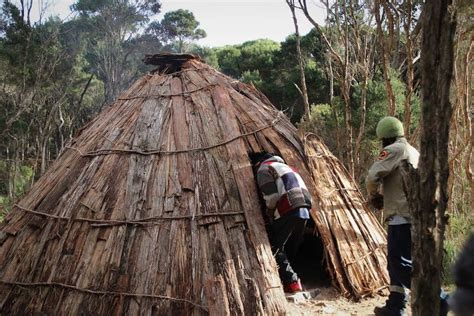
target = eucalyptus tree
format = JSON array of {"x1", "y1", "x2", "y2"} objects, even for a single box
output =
[
  {"x1": 72, "y1": 0, "x2": 162, "y2": 102},
  {"x1": 0, "y1": 1, "x2": 97, "y2": 194}
]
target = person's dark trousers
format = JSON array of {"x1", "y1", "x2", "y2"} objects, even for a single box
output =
[
  {"x1": 381, "y1": 224, "x2": 449, "y2": 316},
  {"x1": 385, "y1": 224, "x2": 412, "y2": 312},
  {"x1": 270, "y1": 216, "x2": 307, "y2": 285}
]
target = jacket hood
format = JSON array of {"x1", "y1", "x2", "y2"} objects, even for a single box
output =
[{"x1": 263, "y1": 156, "x2": 285, "y2": 164}]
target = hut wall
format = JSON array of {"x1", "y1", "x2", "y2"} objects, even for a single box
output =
[{"x1": 0, "y1": 57, "x2": 388, "y2": 315}]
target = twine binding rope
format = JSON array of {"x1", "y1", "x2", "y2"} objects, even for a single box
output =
[
  {"x1": 66, "y1": 112, "x2": 284, "y2": 158},
  {"x1": 12, "y1": 204, "x2": 245, "y2": 227},
  {"x1": 118, "y1": 83, "x2": 217, "y2": 100},
  {"x1": 0, "y1": 280, "x2": 207, "y2": 311}
]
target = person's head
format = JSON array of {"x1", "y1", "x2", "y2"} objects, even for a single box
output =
[
  {"x1": 376, "y1": 116, "x2": 404, "y2": 147},
  {"x1": 249, "y1": 151, "x2": 274, "y2": 169}
]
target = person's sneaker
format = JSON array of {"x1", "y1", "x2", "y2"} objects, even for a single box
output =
[
  {"x1": 283, "y1": 279, "x2": 303, "y2": 293},
  {"x1": 374, "y1": 305, "x2": 406, "y2": 316}
]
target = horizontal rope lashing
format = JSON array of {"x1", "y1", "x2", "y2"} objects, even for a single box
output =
[
  {"x1": 0, "y1": 280, "x2": 207, "y2": 311},
  {"x1": 65, "y1": 113, "x2": 283, "y2": 158},
  {"x1": 117, "y1": 84, "x2": 217, "y2": 100},
  {"x1": 12, "y1": 204, "x2": 245, "y2": 227}
]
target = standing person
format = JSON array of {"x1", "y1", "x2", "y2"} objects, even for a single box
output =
[
  {"x1": 366, "y1": 116, "x2": 449, "y2": 316},
  {"x1": 250, "y1": 152, "x2": 312, "y2": 293}
]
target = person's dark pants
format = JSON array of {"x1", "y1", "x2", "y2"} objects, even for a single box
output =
[
  {"x1": 385, "y1": 224, "x2": 448, "y2": 313},
  {"x1": 270, "y1": 216, "x2": 307, "y2": 285},
  {"x1": 386, "y1": 224, "x2": 412, "y2": 310}
]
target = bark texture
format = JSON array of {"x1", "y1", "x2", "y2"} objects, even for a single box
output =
[
  {"x1": 0, "y1": 54, "x2": 388, "y2": 314},
  {"x1": 402, "y1": 2, "x2": 457, "y2": 316},
  {"x1": 286, "y1": 0, "x2": 311, "y2": 121}
]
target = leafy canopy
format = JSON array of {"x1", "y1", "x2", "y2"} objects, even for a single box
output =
[{"x1": 148, "y1": 9, "x2": 206, "y2": 52}]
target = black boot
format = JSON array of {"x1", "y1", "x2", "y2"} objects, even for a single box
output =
[{"x1": 374, "y1": 292, "x2": 406, "y2": 316}]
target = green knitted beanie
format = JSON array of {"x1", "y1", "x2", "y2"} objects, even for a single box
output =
[{"x1": 376, "y1": 116, "x2": 404, "y2": 139}]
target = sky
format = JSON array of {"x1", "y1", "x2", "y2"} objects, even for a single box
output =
[{"x1": 22, "y1": 0, "x2": 326, "y2": 47}]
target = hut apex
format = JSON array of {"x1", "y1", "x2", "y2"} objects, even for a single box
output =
[
  {"x1": 144, "y1": 53, "x2": 203, "y2": 74},
  {"x1": 0, "y1": 53, "x2": 388, "y2": 315}
]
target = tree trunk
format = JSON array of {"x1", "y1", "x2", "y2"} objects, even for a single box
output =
[
  {"x1": 354, "y1": 71, "x2": 368, "y2": 178},
  {"x1": 450, "y1": 36, "x2": 473, "y2": 212},
  {"x1": 458, "y1": 40, "x2": 473, "y2": 210},
  {"x1": 40, "y1": 136, "x2": 48, "y2": 176},
  {"x1": 403, "y1": 0, "x2": 415, "y2": 136},
  {"x1": 327, "y1": 58, "x2": 342, "y2": 158},
  {"x1": 341, "y1": 78, "x2": 354, "y2": 177},
  {"x1": 341, "y1": 2, "x2": 354, "y2": 177},
  {"x1": 402, "y1": 2, "x2": 457, "y2": 316},
  {"x1": 374, "y1": 0, "x2": 396, "y2": 116},
  {"x1": 287, "y1": 0, "x2": 311, "y2": 121}
]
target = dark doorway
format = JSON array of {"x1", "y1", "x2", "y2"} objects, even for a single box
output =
[
  {"x1": 249, "y1": 155, "x2": 330, "y2": 289},
  {"x1": 289, "y1": 218, "x2": 331, "y2": 289}
]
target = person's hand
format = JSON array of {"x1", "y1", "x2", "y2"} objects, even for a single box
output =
[{"x1": 370, "y1": 193, "x2": 384, "y2": 210}]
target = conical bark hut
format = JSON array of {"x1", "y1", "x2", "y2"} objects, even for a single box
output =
[{"x1": 0, "y1": 54, "x2": 388, "y2": 315}]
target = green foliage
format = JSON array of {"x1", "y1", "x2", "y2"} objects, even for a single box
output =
[
  {"x1": 214, "y1": 33, "x2": 329, "y2": 122},
  {"x1": 72, "y1": 0, "x2": 162, "y2": 101},
  {"x1": 0, "y1": 160, "x2": 8, "y2": 195},
  {"x1": 0, "y1": 0, "x2": 115, "y2": 218},
  {"x1": 443, "y1": 211, "x2": 474, "y2": 285},
  {"x1": 187, "y1": 44, "x2": 218, "y2": 68},
  {"x1": 15, "y1": 165, "x2": 33, "y2": 196},
  {"x1": 214, "y1": 45, "x2": 242, "y2": 77},
  {"x1": 148, "y1": 9, "x2": 206, "y2": 53},
  {"x1": 350, "y1": 70, "x2": 420, "y2": 142},
  {"x1": 239, "y1": 39, "x2": 280, "y2": 76},
  {"x1": 0, "y1": 3, "x2": 100, "y2": 146},
  {"x1": 241, "y1": 70, "x2": 263, "y2": 88},
  {"x1": 214, "y1": 39, "x2": 283, "y2": 102},
  {"x1": 0, "y1": 160, "x2": 34, "y2": 221},
  {"x1": 215, "y1": 39, "x2": 280, "y2": 78},
  {"x1": 298, "y1": 103, "x2": 335, "y2": 138},
  {"x1": 0, "y1": 195, "x2": 10, "y2": 221},
  {"x1": 73, "y1": 0, "x2": 161, "y2": 18}
]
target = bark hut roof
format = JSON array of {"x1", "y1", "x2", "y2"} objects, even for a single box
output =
[{"x1": 0, "y1": 54, "x2": 388, "y2": 315}]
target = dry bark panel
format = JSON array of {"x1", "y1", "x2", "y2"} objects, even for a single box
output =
[
  {"x1": 0, "y1": 54, "x2": 388, "y2": 315},
  {"x1": 303, "y1": 134, "x2": 389, "y2": 298}
]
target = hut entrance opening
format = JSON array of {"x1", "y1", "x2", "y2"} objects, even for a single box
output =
[
  {"x1": 290, "y1": 218, "x2": 331, "y2": 288},
  {"x1": 262, "y1": 210, "x2": 331, "y2": 289}
]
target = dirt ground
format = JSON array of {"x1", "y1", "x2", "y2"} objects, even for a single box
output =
[
  {"x1": 288, "y1": 287, "x2": 458, "y2": 315},
  {"x1": 287, "y1": 287, "x2": 409, "y2": 316}
]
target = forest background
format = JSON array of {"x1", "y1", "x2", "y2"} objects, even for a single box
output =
[{"x1": 0, "y1": 0, "x2": 472, "y2": 285}]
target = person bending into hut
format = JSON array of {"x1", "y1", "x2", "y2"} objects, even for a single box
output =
[
  {"x1": 250, "y1": 152, "x2": 312, "y2": 293},
  {"x1": 366, "y1": 116, "x2": 449, "y2": 316}
]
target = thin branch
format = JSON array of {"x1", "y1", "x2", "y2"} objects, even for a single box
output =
[{"x1": 0, "y1": 280, "x2": 207, "y2": 311}]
